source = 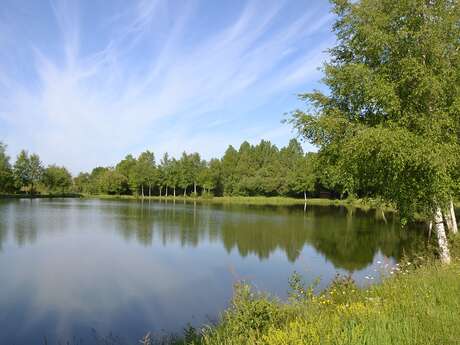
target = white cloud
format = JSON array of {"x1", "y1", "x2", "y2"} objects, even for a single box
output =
[{"x1": 0, "y1": 0, "x2": 333, "y2": 173}]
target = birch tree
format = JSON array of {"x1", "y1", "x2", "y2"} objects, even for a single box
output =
[
  {"x1": 289, "y1": 0, "x2": 460, "y2": 262},
  {"x1": 137, "y1": 151, "x2": 156, "y2": 198},
  {"x1": 13, "y1": 150, "x2": 44, "y2": 194},
  {"x1": 289, "y1": 153, "x2": 317, "y2": 201}
]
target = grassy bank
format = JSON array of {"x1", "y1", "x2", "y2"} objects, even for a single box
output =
[
  {"x1": 0, "y1": 192, "x2": 82, "y2": 199},
  {"x1": 83, "y1": 194, "x2": 393, "y2": 210},
  {"x1": 170, "y1": 238, "x2": 460, "y2": 345}
]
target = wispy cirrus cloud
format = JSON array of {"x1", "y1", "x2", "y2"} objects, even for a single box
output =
[{"x1": 0, "y1": 0, "x2": 333, "y2": 173}]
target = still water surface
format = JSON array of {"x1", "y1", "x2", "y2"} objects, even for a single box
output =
[{"x1": 0, "y1": 198, "x2": 424, "y2": 344}]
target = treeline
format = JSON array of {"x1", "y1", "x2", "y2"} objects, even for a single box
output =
[
  {"x1": 0, "y1": 139, "x2": 322, "y2": 198},
  {"x1": 0, "y1": 143, "x2": 72, "y2": 194},
  {"x1": 74, "y1": 139, "x2": 318, "y2": 198}
]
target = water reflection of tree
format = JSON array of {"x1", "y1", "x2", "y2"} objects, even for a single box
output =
[
  {"x1": 13, "y1": 219, "x2": 38, "y2": 246},
  {"x1": 219, "y1": 212, "x2": 308, "y2": 262},
  {"x1": 305, "y1": 207, "x2": 425, "y2": 271},
  {"x1": 0, "y1": 201, "x2": 426, "y2": 272},
  {"x1": 0, "y1": 223, "x2": 6, "y2": 251},
  {"x1": 112, "y1": 201, "x2": 206, "y2": 247},
  {"x1": 106, "y1": 202, "x2": 425, "y2": 272},
  {"x1": 5, "y1": 201, "x2": 40, "y2": 247}
]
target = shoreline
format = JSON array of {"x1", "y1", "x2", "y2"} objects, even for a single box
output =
[
  {"x1": 0, "y1": 193, "x2": 82, "y2": 199},
  {"x1": 81, "y1": 194, "x2": 395, "y2": 211}
]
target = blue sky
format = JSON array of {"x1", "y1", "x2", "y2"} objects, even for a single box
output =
[{"x1": 0, "y1": 0, "x2": 335, "y2": 173}]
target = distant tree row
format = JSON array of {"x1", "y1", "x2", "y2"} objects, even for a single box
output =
[
  {"x1": 0, "y1": 139, "x2": 321, "y2": 198},
  {"x1": 73, "y1": 139, "x2": 319, "y2": 198},
  {"x1": 0, "y1": 143, "x2": 72, "y2": 194}
]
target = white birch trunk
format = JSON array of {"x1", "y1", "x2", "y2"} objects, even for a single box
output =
[
  {"x1": 173, "y1": 187, "x2": 176, "y2": 198},
  {"x1": 449, "y1": 200, "x2": 458, "y2": 234},
  {"x1": 165, "y1": 186, "x2": 168, "y2": 197},
  {"x1": 159, "y1": 186, "x2": 162, "y2": 197},
  {"x1": 445, "y1": 210, "x2": 453, "y2": 233},
  {"x1": 184, "y1": 188, "x2": 187, "y2": 197},
  {"x1": 304, "y1": 191, "x2": 307, "y2": 202},
  {"x1": 434, "y1": 207, "x2": 451, "y2": 264}
]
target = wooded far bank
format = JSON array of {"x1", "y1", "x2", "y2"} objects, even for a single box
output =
[{"x1": 0, "y1": 138, "x2": 324, "y2": 201}]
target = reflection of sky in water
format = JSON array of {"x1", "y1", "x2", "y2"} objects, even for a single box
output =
[{"x1": 0, "y1": 199, "x2": 424, "y2": 344}]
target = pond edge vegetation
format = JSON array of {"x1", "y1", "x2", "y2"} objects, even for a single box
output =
[{"x1": 137, "y1": 236, "x2": 460, "y2": 345}]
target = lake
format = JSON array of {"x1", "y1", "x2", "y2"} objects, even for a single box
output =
[{"x1": 0, "y1": 198, "x2": 425, "y2": 344}]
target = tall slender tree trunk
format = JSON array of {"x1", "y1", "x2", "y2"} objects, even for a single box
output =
[
  {"x1": 194, "y1": 182, "x2": 197, "y2": 195},
  {"x1": 149, "y1": 184, "x2": 151, "y2": 197},
  {"x1": 449, "y1": 200, "x2": 458, "y2": 234},
  {"x1": 173, "y1": 187, "x2": 176, "y2": 198},
  {"x1": 428, "y1": 221, "x2": 433, "y2": 240},
  {"x1": 445, "y1": 209, "x2": 454, "y2": 233},
  {"x1": 159, "y1": 186, "x2": 162, "y2": 197},
  {"x1": 166, "y1": 186, "x2": 168, "y2": 197},
  {"x1": 304, "y1": 191, "x2": 307, "y2": 201},
  {"x1": 434, "y1": 207, "x2": 451, "y2": 264},
  {"x1": 184, "y1": 187, "x2": 187, "y2": 197},
  {"x1": 141, "y1": 185, "x2": 144, "y2": 198}
]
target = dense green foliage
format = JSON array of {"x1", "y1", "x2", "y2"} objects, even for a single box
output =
[
  {"x1": 0, "y1": 143, "x2": 14, "y2": 193},
  {"x1": 290, "y1": 0, "x2": 460, "y2": 221},
  {"x1": 41, "y1": 165, "x2": 72, "y2": 193},
  {"x1": 72, "y1": 139, "x2": 321, "y2": 198},
  {"x1": 0, "y1": 145, "x2": 73, "y2": 195},
  {"x1": 0, "y1": 139, "x2": 323, "y2": 199},
  {"x1": 12, "y1": 150, "x2": 44, "y2": 194}
]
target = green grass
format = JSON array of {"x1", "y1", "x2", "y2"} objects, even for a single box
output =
[{"x1": 169, "y1": 238, "x2": 460, "y2": 345}]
